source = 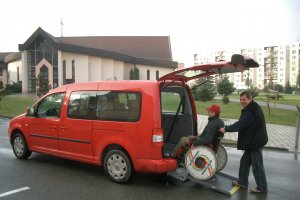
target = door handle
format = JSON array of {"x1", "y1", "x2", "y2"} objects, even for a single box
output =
[
  {"x1": 60, "y1": 126, "x2": 67, "y2": 131},
  {"x1": 50, "y1": 125, "x2": 57, "y2": 131}
]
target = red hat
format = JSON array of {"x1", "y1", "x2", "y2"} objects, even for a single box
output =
[{"x1": 206, "y1": 104, "x2": 221, "y2": 114}]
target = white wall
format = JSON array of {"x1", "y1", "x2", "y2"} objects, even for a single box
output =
[
  {"x1": 101, "y1": 59, "x2": 114, "y2": 80},
  {"x1": 113, "y1": 60, "x2": 124, "y2": 81},
  {"x1": 14, "y1": 46, "x2": 176, "y2": 93},
  {"x1": 7, "y1": 60, "x2": 22, "y2": 84},
  {"x1": 0, "y1": 68, "x2": 8, "y2": 87},
  {"x1": 89, "y1": 56, "x2": 102, "y2": 82},
  {"x1": 133, "y1": 64, "x2": 173, "y2": 80},
  {"x1": 61, "y1": 52, "x2": 89, "y2": 83}
]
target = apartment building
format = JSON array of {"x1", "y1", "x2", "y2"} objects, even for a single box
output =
[{"x1": 194, "y1": 42, "x2": 300, "y2": 90}]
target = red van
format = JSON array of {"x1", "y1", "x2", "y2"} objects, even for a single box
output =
[{"x1": 8, "y1": 54, "x2": 258, "y2": 183}]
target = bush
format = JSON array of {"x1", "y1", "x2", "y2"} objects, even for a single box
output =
[
  {"x1": 266, "y1": 94, "x2": 283, "y2": 100},
  {"x1": 248, "y1": 87, "x2": 259, "y2": 98},
  {"x1": 5, "y1": 81, "x2": 22, "y2": 93}
]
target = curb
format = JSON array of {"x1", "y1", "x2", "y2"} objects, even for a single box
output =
[
  {"x1": 0, "y1": 115, "x2": 13, "y2": 119},
  {"x1": 221, "y1": 139, "x2": 295, "y2": 153}
]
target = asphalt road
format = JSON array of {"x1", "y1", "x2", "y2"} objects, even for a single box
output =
[{"x1": 1, "y1": 118, "x2": 300, "y2": 200}]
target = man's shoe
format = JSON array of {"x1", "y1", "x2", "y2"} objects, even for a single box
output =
[
  {"x1": 232, "y1": 181, "x2": 247, "y2": 189},
  {"x1": 249, "y1": 187, "x2": 267, "y2": 193}
]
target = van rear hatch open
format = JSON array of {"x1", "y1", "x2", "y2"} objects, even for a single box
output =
[
  {"x1": 159, "y1": 54, "x2": 259, "y2": 157},
  {"x1": 159, "y1": 54, "x2": 259, "y2": 83}
]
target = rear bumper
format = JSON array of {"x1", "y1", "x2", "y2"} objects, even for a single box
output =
[{"x1": 135, "y1": 158, "x2": 177, "y2": 173}]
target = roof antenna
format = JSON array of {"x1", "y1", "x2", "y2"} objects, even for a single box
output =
[{"x1": 60, "y1": 18, "x2": 64, "y2": 37}]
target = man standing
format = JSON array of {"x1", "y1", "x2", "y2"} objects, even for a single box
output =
[
  {"x1": 219, "y1": 91, "x2": 268, "y2": 193},
  {"x1": 172, "y1": 104, "x2": 224, "y2": 158}
]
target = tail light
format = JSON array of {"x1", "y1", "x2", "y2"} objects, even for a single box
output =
[{"x1": 152, "y1": 128, "x2": 163, "y2": 143}]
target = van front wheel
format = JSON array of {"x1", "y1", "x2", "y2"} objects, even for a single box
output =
[
  {"x1": 104, "y1": 150, "x2": 132, "y2": 183},
  {"x1": 12, "y1": 133, "x2": 32, "y2": 159}
]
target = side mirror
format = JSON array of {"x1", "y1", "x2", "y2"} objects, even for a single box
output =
[{"x1": 26, "y1": 107, "x2": 35, "y2": 117}]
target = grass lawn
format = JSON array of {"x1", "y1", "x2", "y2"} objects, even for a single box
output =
[
  {"x1": 196, "y1": 99, "x2": 298, "y2": 126},
  {"x1": 229, "y1": 93, "x2": 300, "y2": 106},
  {"x1": 0, "y1": 95, "x2": 36, "y2": 117},
  {"x1": 0, "y1": 93, "x2": 298, "y2": 126}
]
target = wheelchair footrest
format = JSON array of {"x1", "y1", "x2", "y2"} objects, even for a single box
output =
[{"x1": 167, "y1": 167, "x2": 189, "y2": 183}]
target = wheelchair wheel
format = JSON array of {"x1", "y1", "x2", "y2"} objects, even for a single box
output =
[
  {"x1": 184, "y1": 145, "x2": 217, "y2": 180},
  {"x1": 216, "y1": 143, "x2": 228, "y2": 172}
]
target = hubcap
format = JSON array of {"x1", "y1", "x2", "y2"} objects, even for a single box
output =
[
  {"x1": 107, "y1": 154, "x2": 127, "y2": 180},
  {"x1": 14, "y1": 137, "x2": 24, "y2": 157}
]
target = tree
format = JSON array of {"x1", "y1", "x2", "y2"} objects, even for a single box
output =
[
  {"x1": 297, "y1": 72, "x2": 300, "y2": 90},
  {"x1": 0, "y1": 88, "x2": 9, "y2": 109},
  {"x1": 217, "y1": 76, "x2": 235, "y2": 104},
  {"x1": 192, "y1": 77, "x2": 216, "y2": 101},
  {"x1": 35, "y1": 74, "x2": 51, "y2": 97},
  {"x1": 274, "y1": 84, "x2": 284, "y2": 93},
  {"x1": 284, "y1": 81, "x2": 293, "y2": 94}
]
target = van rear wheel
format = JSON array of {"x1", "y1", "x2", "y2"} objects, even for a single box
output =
[
  {"x1": 104, "y1": 150, "x2": 132, "y2": 183},
  {"x1": 12, "y1": 133, "x2": 32, "y2": 159}
]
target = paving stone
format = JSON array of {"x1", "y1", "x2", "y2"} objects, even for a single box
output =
[{"x1": 197, "y1": 115, "x2": 300, "y2": 153}]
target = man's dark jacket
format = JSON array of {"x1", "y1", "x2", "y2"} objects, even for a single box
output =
[
  {"x1": 225, "y1": 101, "x2": 268, "y2": 151},
  {"x1": 193, "y1": 115, "x2": 224, "y2": 150}
]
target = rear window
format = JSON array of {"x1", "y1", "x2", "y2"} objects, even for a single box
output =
[
  {"x1": 161, "y1": 86, "x2": 192, "y2": 115},
  {"x1": 67, "y1": 91, "x2": 141, "y2": 122}
]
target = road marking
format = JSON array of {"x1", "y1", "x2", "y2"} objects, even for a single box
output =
[
  {"x1": 0, "y1": 187, "x2": 30, "y2": 198},
  {"x1": 229, "y1": 186, "x2": 240, "y2": 195},
  {"x1": 0, "y1": 148, "x2": 13, "y2": 156}
]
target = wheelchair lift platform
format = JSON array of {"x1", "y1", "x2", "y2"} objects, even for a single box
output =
[{"x1": 167, "y1": 169, "x2": 240, "y2": 196}]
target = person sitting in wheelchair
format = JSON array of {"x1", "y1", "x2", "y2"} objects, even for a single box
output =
[{"x1": 171, "y1": 104, "x2": 224, "y2": 158}]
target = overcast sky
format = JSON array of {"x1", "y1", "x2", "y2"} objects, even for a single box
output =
[{"x1": 1, "y1": 0, "x2": 300, "y2": 66}]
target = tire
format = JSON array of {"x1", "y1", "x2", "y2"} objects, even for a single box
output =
[
  {"x1": 185, "y1": 145, "x2": 217, "y2": 180},
  {"x1": 104, "y1": 149, "x2": 133, "y2": 184},
  {"x1": 216, "y1": 144, "x2": 228, "y2": 172},
  {"x1": 12, "y1": 133, "x2": 32, "y2": 159}
]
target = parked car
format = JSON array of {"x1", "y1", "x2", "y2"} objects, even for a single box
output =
[{"x1": 8, "y1": 54, "x2": 258, "y2": 183}]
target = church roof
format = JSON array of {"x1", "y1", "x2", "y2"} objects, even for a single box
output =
[{"x1": 19, "y1": 27, "x2": 177, "y2": 68}]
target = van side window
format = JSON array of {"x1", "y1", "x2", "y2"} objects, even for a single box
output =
[
  {"x1": 37, "y1": 93, "x2": 65, "y2": 118},
  {"x1": 67, "y1": 91, "x2": 141, "y2": 121},
  {"x1": 96, "y1": 91, "x2": 141, "y2": 122},
  {"x1": 67, "y1": 91, "x2": 97, "y2": 119}
]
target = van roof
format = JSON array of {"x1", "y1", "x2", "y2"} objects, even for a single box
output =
[{"x1": 48, "y1": 80, "x2": 162, "y2": 95}]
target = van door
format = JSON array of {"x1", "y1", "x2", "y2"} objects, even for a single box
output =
[
  {"x1": 58, "y1": 90, "x2": 97, "y2": 161},
  {"x1": 28, "y1": 93, "x2": 65, "y2": 154}
]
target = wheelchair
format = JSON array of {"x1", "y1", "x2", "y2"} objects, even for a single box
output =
[{"x1": 182, "y1": 143, "x2": 228, "y2": 180}]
